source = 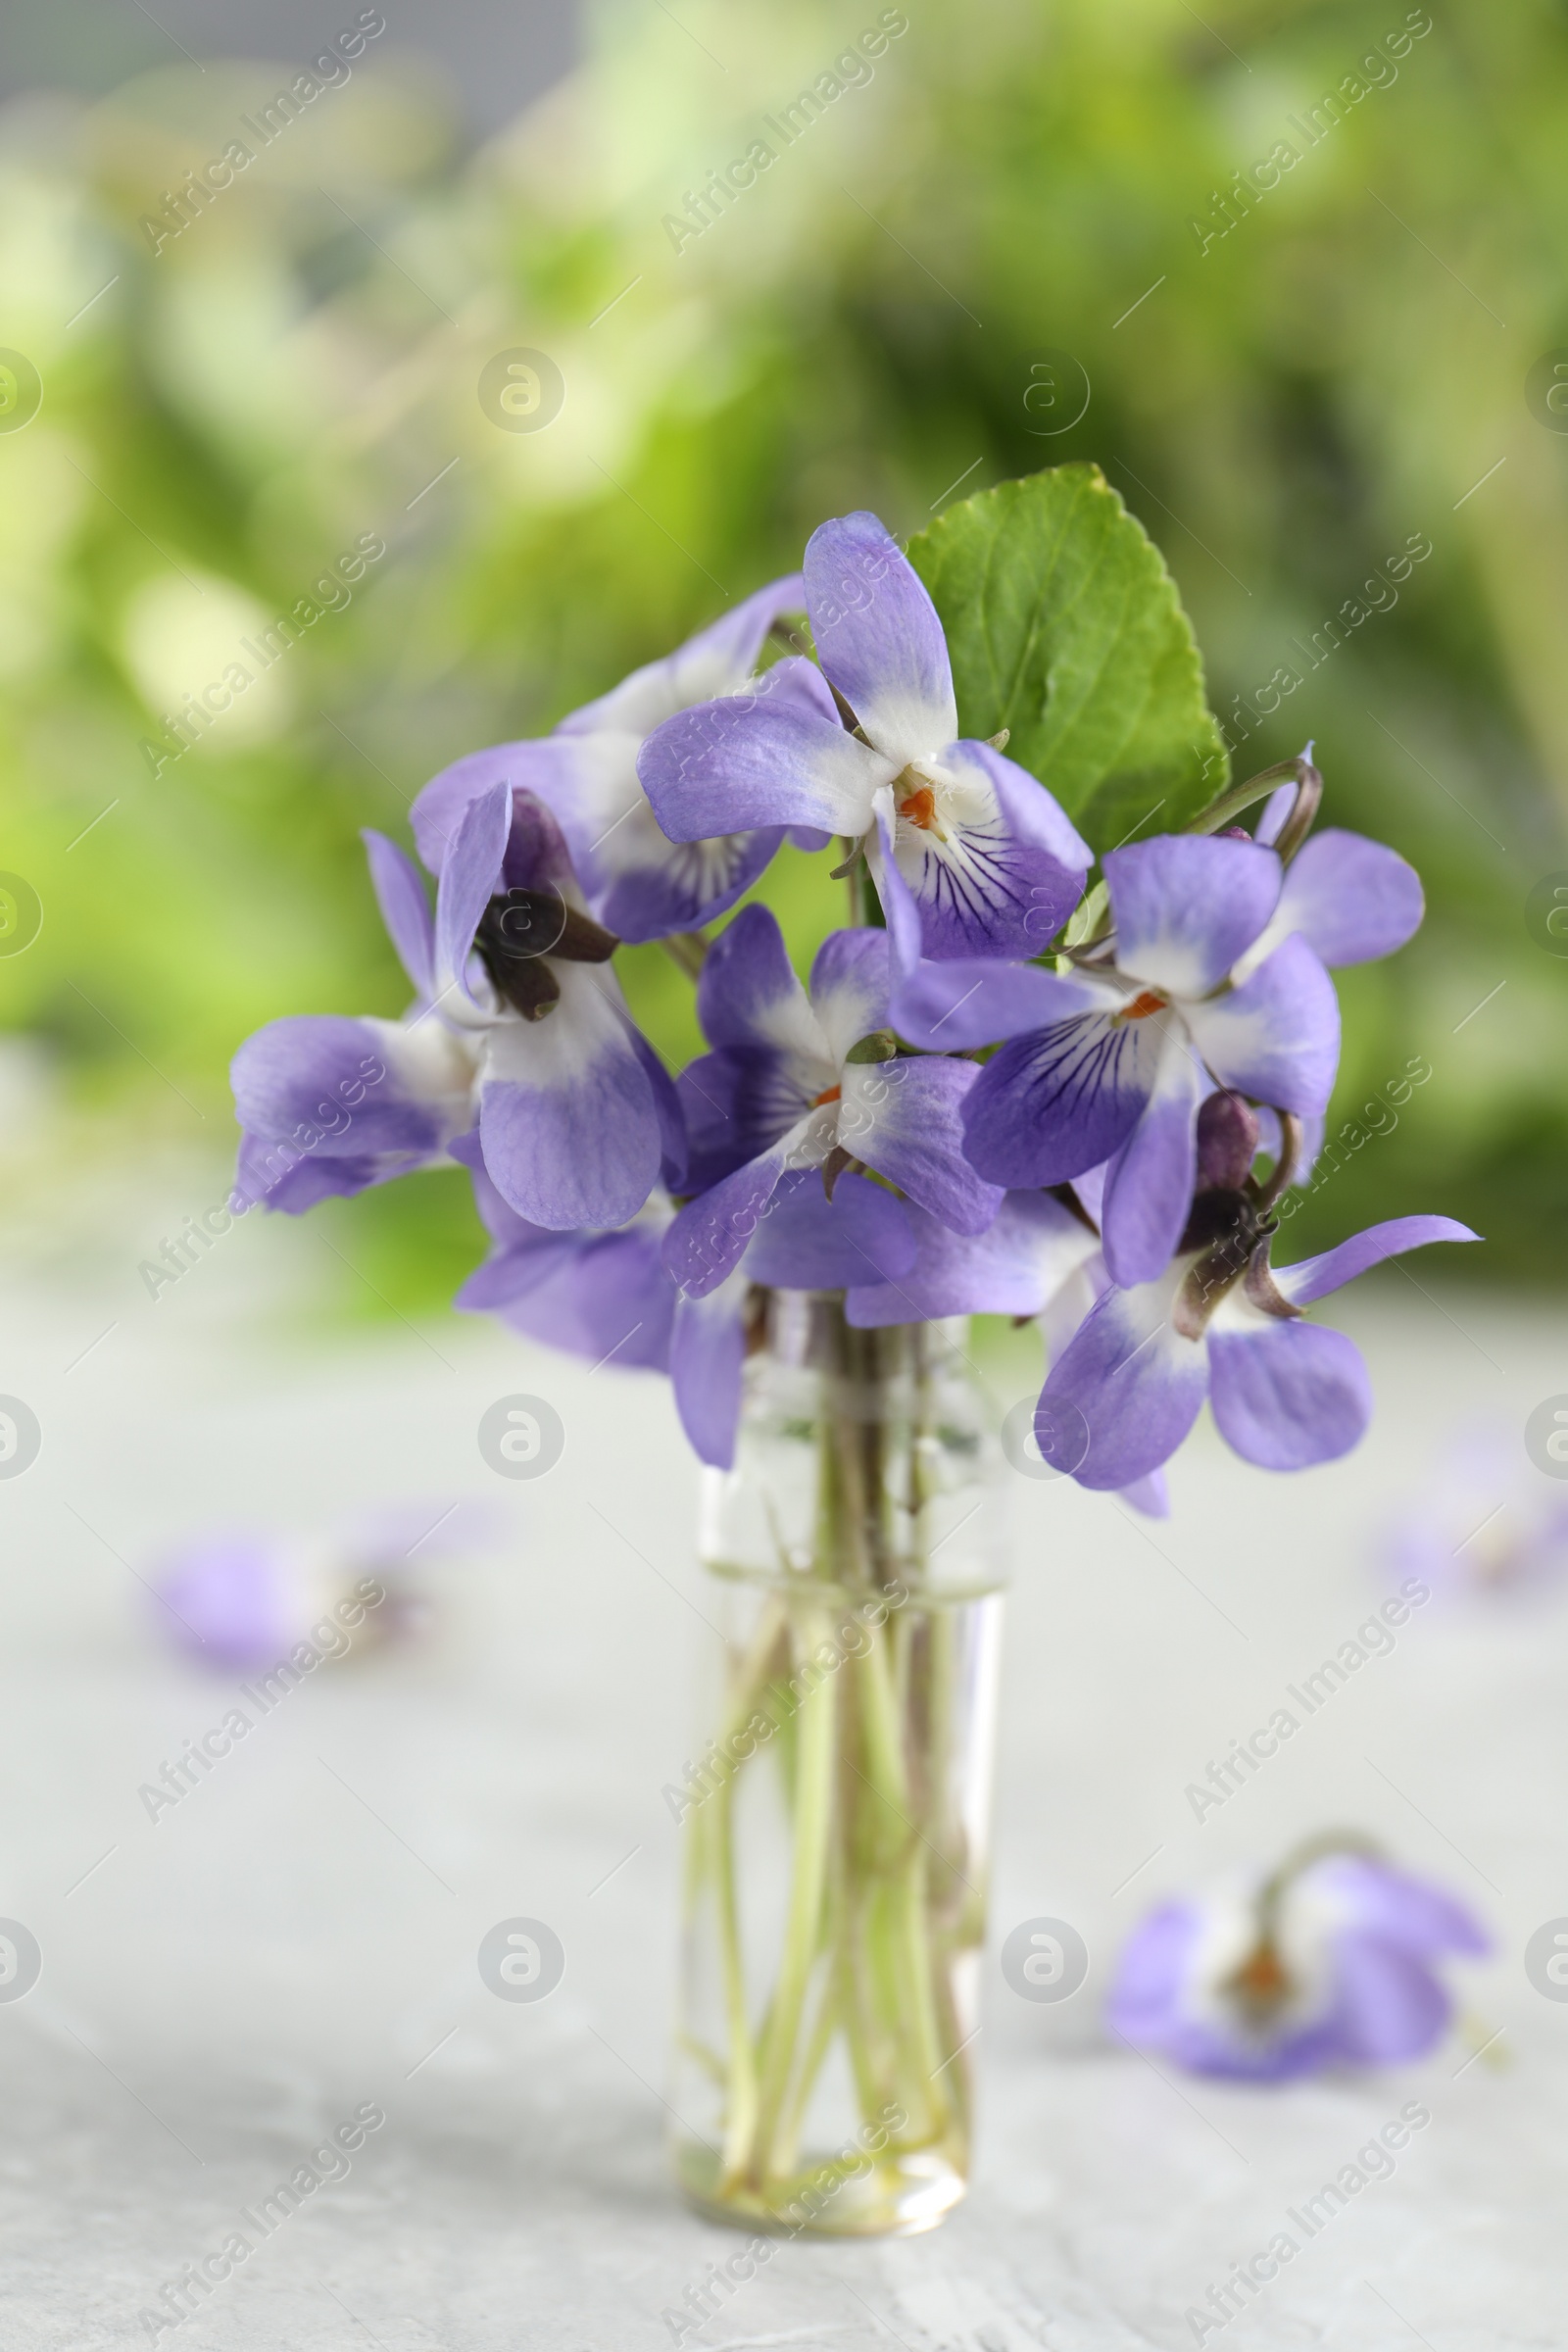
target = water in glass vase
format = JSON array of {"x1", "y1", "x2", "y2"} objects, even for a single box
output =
[{"x1": 670, "y1": 1290, "x2": 1008, "y2": 2238}]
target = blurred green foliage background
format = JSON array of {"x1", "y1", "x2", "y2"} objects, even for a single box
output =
[{"x1": 1, "y1": 0, "x2": 1564, "y2": 1306}]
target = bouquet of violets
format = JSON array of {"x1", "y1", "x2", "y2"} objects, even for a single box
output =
[{"x1": 231, "y1": 466, "x2": 1474, "y2": 2235}]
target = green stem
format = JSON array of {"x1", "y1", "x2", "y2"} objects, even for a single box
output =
[
  {"x1": 772, "y1": 1858, "x2": 844, "y2": 2174},
  {"x1": 683, "y1": 1301, "x2": 993, "y2": 2227},
  {"x1": 662, "y1": 930, "x2": 709, "y2": 978},
  {"x1": 711, "y1": 1770, "x2": 760, "y2": 2189},
  {"x1": 748, "y1": 1607, "x2": 836, "y2": 2186},
  {"x1": 1186, "y1": 752, "x2": 1320, "y2": 848}
]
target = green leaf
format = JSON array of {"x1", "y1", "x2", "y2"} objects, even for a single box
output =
[{"x1": 906, "y1": 463, "x2": 1229, "y2": 856}]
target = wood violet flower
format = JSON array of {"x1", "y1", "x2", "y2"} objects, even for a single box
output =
[
  {"x1": 662, "y1": 904, "x2": 1002, "y2": 1302},
  {"x1": 636, "y1": 512, "x2": 1093, "y2": 959},
  {"x1": 909, "y1": 818, "x2": 1423, "y2": 1288},
  {"x1": 1037, "y1": 1185, "x2": 1477, "y2": 1492},
  {"x1": 1108, "y1": 1838, "x2": 1489, "y2": 2079},
  {"x1": 232, "y1": 782, "x2": 684, "y2": 1233}
]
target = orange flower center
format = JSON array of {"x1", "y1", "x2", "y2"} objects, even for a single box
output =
[
  {"x1": 898, "y1": 784, "x2": 938, "y2": 830},
  {"x1": 812, "y1": 1085, "x2": 842, "y2": 1107},
  {"x1": 1227, "y1": 1938, "x2": 1293, "y2": 2022},
  {"x1": 1236, "y1": 1944, "x2": 1288, "y2": 1999},
  {"x1": 1117, "y1": 989, "x2": 1167, "y2": 1022}
]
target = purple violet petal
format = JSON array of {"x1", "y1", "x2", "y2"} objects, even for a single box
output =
[
  {"x1": 1118, "y1": 1468, "x2": 1171, "y2": 1518},
  {"x1": 638, "y1": 669, "x2": 893, "y2": 842},
  {"x1": 154, "y1": 1531, "x2": 300, "y2": 1669},
  {"x1": 1038, "y1": 1265, "x2": 1210, "y2": 1491},
  {"x1": 1306, "y1": 1854, "x2": 1491, "y2": 1959},
  {"x1": 868, "y1": 785, "x2": 924, "y2": 974},
  {"x1": 1182, "y1": 933, "x2": 1341, "y2": 1118},
  {"x1": 803, "y1": 511, "x2": 956, "y2": 760},
  {"x1": 846, "y1": 1188, "x2": 1096, "y2": 1326},
  {"x1": 876, "y1": 739, "x2": 1091, "y2": 963},
  {"x1": 454, "y1": 1233, "x2": 584, "y2": 1311},
  {"x1": 1317, "y1": 1933, "x2": 1453, "y2": 2066},
  {"x1": 677, "y1": 1045, "x2": 815, "y2": 1195},
  {"x1": 484, "y1": 1227, "x2": 676, "y2": 1371},
  {"x1": 961, "y1": 739, "x2": 1093, "y2": 936},
  {"x1": 1253, "y1": 827, "x2": 1425, "y2": 971},
  {"x1": 1098, "y1": 1024, "x2": 1204, "y2": 1287},
  {"x1": 627, "y1": 1027, "x2": 689, "y2": 1193},
  {"x1": 960, "y1": 1006, "x2": 1157, "y2": 1190},
  {"x1": 362, "y1": 830, "x2": 434, "y2": 999},
  {"x1": 435, "y1": 778, "x2": 513, "y2": 1006},
  {"x1": 1253, "y1": 780, "x2": 1297, "y2": 847},
  {"x1": 231, "y1": 1015, "x2": 460, "y2": 1160},
  {"x1": 697, "y1": 903, "x2": 825, "y2": 1059},
  {"x1": 1103, "y1": 835, "x2": 1282, "y2": 998},
  {"x1": 663, "y1": 1129, "x2": 812, "y2": 1299},
  {"x1": 477, "y1": 967, "x2": 664, "y2": 1230},
  {"x1": 891, "y1": 956, "x2": 1103, "y2": 1053},
  {"x1": 501, "y1": 788, "x2": 579, "y2": 897},
  {"x1": 808, "y1": 927, "x2": 893, "y2": 1062},
  {"x1": 1272, "y1": 1215, "x2": 1480, "y2": 1307},
  {"x1": 233, "y1": 1133, "x2": 393, "y2": 1213},
  {"x1": 412, "y1": 737, "x2": 585, "y2": 876},
  {"x1": 847, "y1": 1054, "x2": 1004, "y2": 1235},
  {"x1": 557, "y1": 574, "x2": 807, "y2": 738},
  {"x1": 1104, "y1": 1900, "x2": 1204, "y2": 2044},
  {"x1": 464, "y1": 1155, "x2": 551, "y2": 1249},
  {"x1": 1206, "y1": 1319, "x2": 1372, "y2": 1470},
  {"x1": 669, "y1": 1275, "x2": 750, "y2": 1468},
  {"x1": 599, "y1": 827, "x2": 784, "y2": 945},
  {"x1": 746, "y1": 1169, "x2": 917, "y2": 1291}
]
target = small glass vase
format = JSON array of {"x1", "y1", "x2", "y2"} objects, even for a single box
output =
[{"x1": 669, "y1": 1290, "x2": 1007, "y2": 2238}]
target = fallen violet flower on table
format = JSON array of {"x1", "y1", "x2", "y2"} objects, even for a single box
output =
[
  {"x1": 1107, "y1": 1835, "x2": 1490, "y2": 2079},
  {"x1": 149, "y1": 1514, "x2": 468, "y2": 1672},
  {"x1": 1382, "y1": 1419, "x2": 1568, "y2": 1600}
]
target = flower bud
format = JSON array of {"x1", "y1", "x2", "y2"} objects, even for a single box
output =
[{"x1": 1196, "y1": 1090, "x2": 1259, "y2": 1192}]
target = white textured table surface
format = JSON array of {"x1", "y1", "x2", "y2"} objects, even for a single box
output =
[{"x1": 2, "y1": 1186, "x2": 1565, "y2": 2351}]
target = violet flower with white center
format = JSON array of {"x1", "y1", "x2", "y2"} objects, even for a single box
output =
[
  {"x1": 232, "y1": 784, "x2": 685, "y2": 1233},
  {"x1": 894, "y1": 764, "x2": 1422, "y2": 1288},
  {"x1": 407, "y1": 577, "x2": 832, "y2": 942},
  {"x1": 906, "y1": 839, "x2": 1333, "y2": 1290},
  {"x1": 1108, "y1": 1836, "x2": 1489, "y2": 2080},
  {"x1": 663, "y1": 903, "x2": 1002, "y2": 1301},
  {"x1": 637, "y1": 512, "x2": 1094, "y2": 960},
  {"x1": 1036, "y1": 1103, "x2": 1477, "y2": 1489}
]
